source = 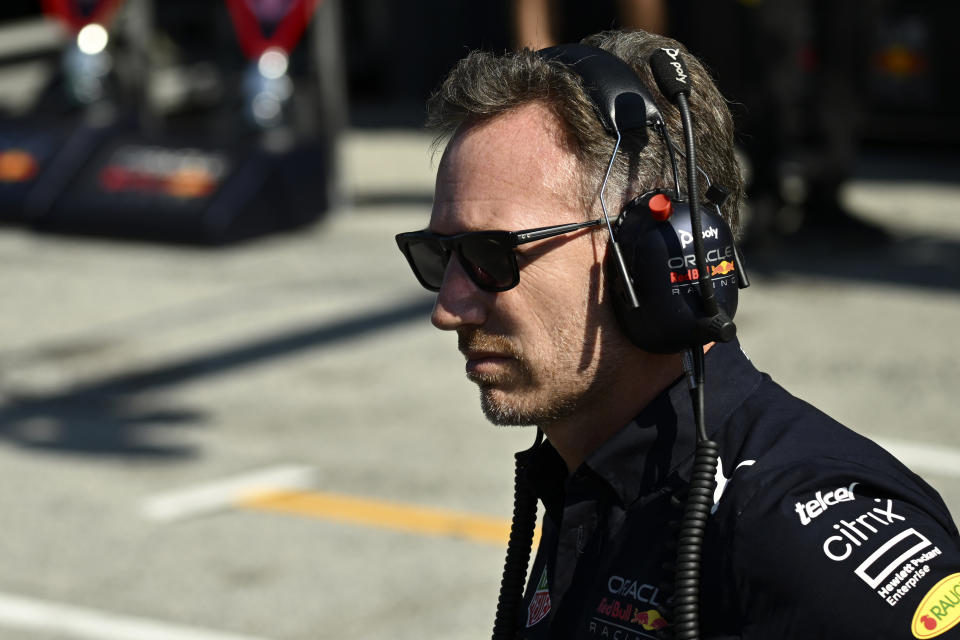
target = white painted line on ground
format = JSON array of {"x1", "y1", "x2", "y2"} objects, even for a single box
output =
[
  {"x1": 0, "y1": 592, "x2": 273, "y2": 640},
  {"x1": 140, "y1": 465, "x2": 316, "y2": 522},
  {"x1": 876, "y1": 438, "x2": 960, "y2": 479}
]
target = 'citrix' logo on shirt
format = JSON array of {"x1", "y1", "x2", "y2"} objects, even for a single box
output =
[{"x1": 794, "y1": 482, "x2": 858, "y2": 525}]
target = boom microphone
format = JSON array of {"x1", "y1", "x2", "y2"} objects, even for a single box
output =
[
  {"x1": 649, "y1": 47, "x2": 691, "y2": 101},
  {"x1": 648, "y1": 44, "x2": 733, "y2": 640}
]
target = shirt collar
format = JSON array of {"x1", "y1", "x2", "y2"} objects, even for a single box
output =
[{"x1": 525, "y1": 339, "x2": 762, "y2": 512}]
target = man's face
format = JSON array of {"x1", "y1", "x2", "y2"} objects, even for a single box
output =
[{"x1": 429, "y1": 102, "x2": 629, "y2": 426}]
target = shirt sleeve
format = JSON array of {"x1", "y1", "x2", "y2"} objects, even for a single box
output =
[{"x1": 720, "y1": 459, "x2": 960, "y2": 639}]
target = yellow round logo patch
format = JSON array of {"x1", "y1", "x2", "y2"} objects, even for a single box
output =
[{"x1": 912, "y1": 572, "x2": 960, "y2": 638}]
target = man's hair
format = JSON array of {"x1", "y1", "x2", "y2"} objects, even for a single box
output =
[{"x1": 425, "y1": 30, "x2": 743, "y2": 234}]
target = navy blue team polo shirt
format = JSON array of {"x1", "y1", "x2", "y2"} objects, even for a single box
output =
[{"x1": 517, "y1": 339, "x2": 960, "y2": 639}]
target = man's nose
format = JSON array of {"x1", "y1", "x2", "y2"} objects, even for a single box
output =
[{"x1": 430, "y1": 257, "x2": 489, "y2": 331}]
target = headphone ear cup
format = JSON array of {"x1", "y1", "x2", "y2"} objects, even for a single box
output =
[{"x1": 609, "y1": 198, "x2": 740, "y2": 353}]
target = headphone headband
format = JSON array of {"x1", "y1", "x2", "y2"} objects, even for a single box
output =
[{"x1": 538, "y1": 44, "x2": 664, "y2": 135}]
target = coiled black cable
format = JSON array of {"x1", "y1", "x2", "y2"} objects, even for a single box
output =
[
  {"x1": 671, "y1": 437, "x2": 719, "y2": 639},
  {"x1": 669, "y1": 348, "x2": 719, "y2": 640},
  {"x1": 491, "y1": 430, "x2": 542, "y2": 640}
]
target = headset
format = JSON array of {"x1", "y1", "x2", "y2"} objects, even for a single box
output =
[{"x1": 491, "y1": 43, "x2": 750, "y2": 640}]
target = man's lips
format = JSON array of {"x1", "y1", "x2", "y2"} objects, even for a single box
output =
[
  {"x1": 462, "y1": 351, "x2": 513, "y2": 375},
  {"x1": 462, "y1": 350, "x2": 508, "y2": 359},
  {"x1": 458, "y1": 331, "x2": 519, "y2": 378}
]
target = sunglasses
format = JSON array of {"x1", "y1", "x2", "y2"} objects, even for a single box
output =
[{"x1": 395, "y1": 219, "x2": 603, "y2": 292}]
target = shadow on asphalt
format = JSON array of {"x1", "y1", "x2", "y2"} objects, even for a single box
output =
[
  {"x1": 0, "y1": 297, "x2": 434, "y2": 457},
  {"x1": 350, "y1": 192, "x2": 435, "y2": 208},
  {"x1": 744, "y1": 231, "x2": 960, "y2": 293},
  {"x1": 2, "y1": 199, "x2": 957, "y2": 458}
]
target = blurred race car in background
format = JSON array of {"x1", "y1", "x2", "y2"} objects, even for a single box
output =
[
  {"x1": 0, "y1": 0, "x2": 953, "y2": 245},
  {"x1": 0, "y1": 0, "x2": 344, "y2": 244}
]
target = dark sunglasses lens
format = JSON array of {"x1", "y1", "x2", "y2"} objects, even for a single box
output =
[
  {"x1": 406, "y1": 238, "x2": 448, "y2": 289},
  {"x1": 459, "y1": 237, "x2": 516, "y2": 290}
]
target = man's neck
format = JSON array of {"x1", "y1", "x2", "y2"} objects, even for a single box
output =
[{"x1": 540, "y1": 351, "x2": 686, "y2": 473}]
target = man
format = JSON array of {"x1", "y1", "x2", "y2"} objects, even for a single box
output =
[{"x1": 395, "y1": 29, "x2": 960, "y2": 639}]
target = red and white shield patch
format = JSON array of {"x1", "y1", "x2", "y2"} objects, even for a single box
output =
[{"x1": 526, "y1": 567, "x2": 552, "y2": 628}]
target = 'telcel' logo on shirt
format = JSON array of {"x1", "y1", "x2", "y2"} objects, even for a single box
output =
[{"x1": 794, "y1": 482, "x2": 858, "y2": 525}]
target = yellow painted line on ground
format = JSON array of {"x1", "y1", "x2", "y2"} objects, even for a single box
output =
[{"x1": 238, "y1": 489, "x2": 540, "y2": 546}]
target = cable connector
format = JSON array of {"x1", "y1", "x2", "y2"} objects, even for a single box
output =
[{"x1": 682, "y1": 349, "x2": 697, "y2": 390}]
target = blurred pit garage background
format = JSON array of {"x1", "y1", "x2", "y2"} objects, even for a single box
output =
[{"x1": 0, "y1": 2, "x2": 957, "y2": 639}]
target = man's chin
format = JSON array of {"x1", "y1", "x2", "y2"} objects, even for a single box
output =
[
  {"x1": 479, "y1": 389, "x2": 536, "y2": 426},
  {"x1": 478, "y1": 384, "x2": 581, "y2": 427},
  {"x1": 479, "y1": 385, "x2": 564, "y2": 426}
]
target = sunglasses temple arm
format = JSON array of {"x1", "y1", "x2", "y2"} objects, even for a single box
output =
[{"x1": 514, "y1": 219, "x2": 604, "y2": 243}]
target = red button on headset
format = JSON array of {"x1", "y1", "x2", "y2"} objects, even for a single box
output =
[{"x1": 649, "y1": 194, "x2": 673, "y2": 221}]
